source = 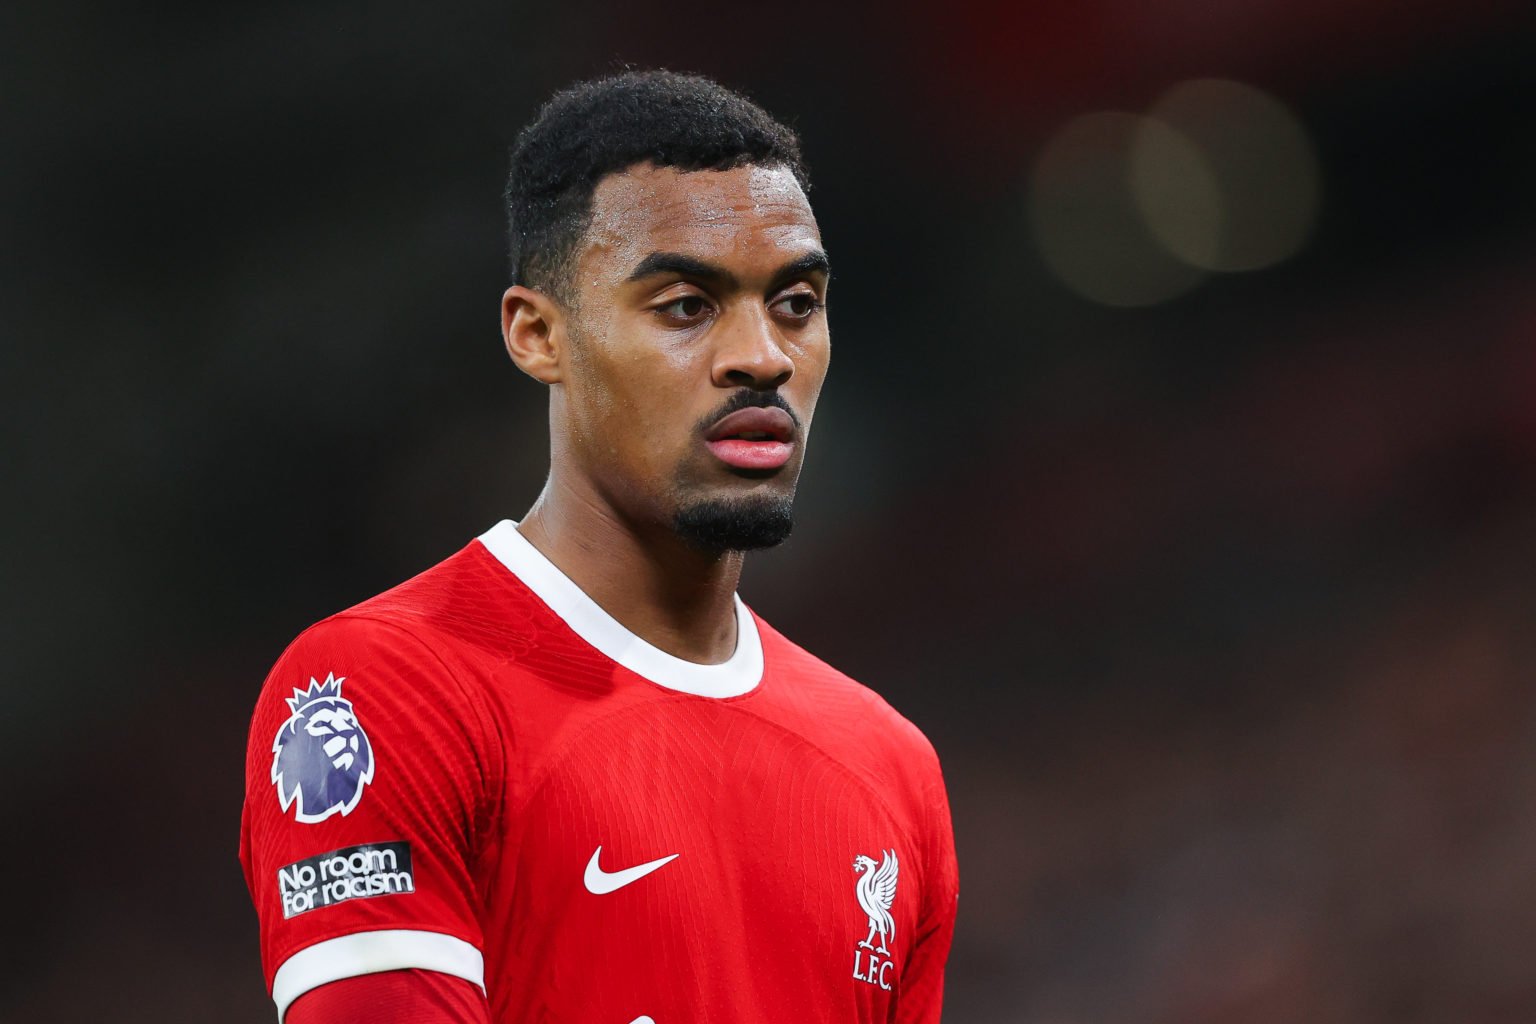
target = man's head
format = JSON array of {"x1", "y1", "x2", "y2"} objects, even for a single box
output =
[{"x1": 501, "y1": 71, "x2": 831, "y2": 554}]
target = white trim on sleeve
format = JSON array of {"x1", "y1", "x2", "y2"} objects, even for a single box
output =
[
  {"x1": 271, "y1": 929, "x2": 485, "y2": 1022},
  {"x1": 476, "y1": 519, "x2": 763, "y2": 698}
]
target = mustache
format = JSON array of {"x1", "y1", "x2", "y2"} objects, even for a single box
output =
[{"x1": 698, "y1": 389, "x2": 802, "y2": 433}]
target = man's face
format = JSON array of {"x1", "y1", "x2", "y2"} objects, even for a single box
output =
[{"x1": 553, "y1": 162, "x2": 831, "y2": 550}]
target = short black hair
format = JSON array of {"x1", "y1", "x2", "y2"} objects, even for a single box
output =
[{"x1": 504, "y1": 70, "x2": 809, "y2": 304}]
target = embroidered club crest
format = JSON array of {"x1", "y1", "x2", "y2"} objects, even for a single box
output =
[
  {"x1": 854, "y1": 849, "x2": 899, "y2": 954},
  {"x1": 852, "y1": 849, "x2": 899, "y2": 990},
  {"x1": 270, "y1": 673, "x2": 375, "y2": 823}
]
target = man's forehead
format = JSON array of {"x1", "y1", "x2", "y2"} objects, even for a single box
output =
[{"x1": 582, "y1": 163, "x2": 820, "y2": 272}]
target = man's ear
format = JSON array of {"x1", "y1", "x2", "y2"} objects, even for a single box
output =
[{"x1": 502, "y1": 285, "x2": 566, "y2": 385}]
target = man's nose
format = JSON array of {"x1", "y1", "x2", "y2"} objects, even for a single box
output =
[{"x1": 710, "y1": 304, "x2": 794, "y2": 391}]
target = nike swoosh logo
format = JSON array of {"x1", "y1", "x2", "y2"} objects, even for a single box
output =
[{"x1": 584, "y1": 845, "x2": 679, "y2": 895}]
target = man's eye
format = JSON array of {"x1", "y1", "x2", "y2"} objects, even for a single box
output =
[
  {"x1": 774, "y1": 293, "x2": 822, "y2": 318},
  {"x1": 658, "y1": 296, "x2": 708, "y2": 319}
]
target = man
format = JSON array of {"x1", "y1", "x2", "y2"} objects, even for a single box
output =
[{"x1": 240, "y1": 70, "x2": 959, "y2": 1024}]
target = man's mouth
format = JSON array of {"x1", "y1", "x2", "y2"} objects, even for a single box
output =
[{"x1": 704, "y1": 406, "x2": 796, "y2": 471}]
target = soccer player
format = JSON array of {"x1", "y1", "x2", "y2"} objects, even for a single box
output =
[{"x1": 240, "y1": 70, "x2": 959, "y2": 1024}]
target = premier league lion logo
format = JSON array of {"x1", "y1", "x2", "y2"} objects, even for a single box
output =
[{"x1": 270, "y1": 673, "x2": 375, "y2": 823}]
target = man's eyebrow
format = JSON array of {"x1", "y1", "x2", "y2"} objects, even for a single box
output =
[
  {"x1": 770, "y1": 250, "x2": 832, "y2": 288},
  {"x1": 624, "y1": 249, "x2": 832, "y2": 289},
  {"x1": 626, "y1": 252, "x2": 738, "y2": 288}
]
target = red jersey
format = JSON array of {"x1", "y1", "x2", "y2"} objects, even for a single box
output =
[{"x1": 240, "y1": 520, "x2": 959, "y2": 1023}]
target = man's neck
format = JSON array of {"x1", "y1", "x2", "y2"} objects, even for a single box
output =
[{"x1": 515, "y1": 478, "x2": 745, "y2": 665}]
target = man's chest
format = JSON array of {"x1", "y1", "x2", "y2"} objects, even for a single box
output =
[{"x1": 478, "y1": 697, "x2": 922, "y2": 1023}]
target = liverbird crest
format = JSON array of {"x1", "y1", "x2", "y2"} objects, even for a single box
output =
[{"x1": 852, "y1": 848, "x2": 899, "y2": 958}]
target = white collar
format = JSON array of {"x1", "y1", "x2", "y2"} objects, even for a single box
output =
[{"x1": 475, "y1": 520, "x2": 762, "y2": 699}]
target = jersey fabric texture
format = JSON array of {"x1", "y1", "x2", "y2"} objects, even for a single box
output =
[
  {"x1": 287, "y1": 969, "x2": 488, "y2": 1024},
  {"x1": 240, "y1": 520, "x2": 959, "y2": 1023}
]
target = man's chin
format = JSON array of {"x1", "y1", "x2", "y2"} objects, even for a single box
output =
[{"x1": 672, "y1": 495, "x2": 794, "y2": 553}]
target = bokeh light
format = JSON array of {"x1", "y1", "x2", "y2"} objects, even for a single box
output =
[
  {"x1": 1129, "y1": 115, "x2": 1224, "y2": 272},
  {"x1": 1031, "y1": 80, "x2": 1322, "y2": 305},
  {"x1": 1029, "y1": 112, "x2": 1208, "y2": 307},
  {"x1": 1147, "y1": 79, "x2": 1321, "y2": 272}
]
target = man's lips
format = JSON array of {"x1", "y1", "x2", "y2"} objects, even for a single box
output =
[
  {"x1": 704, "y1": 406, "x2": 796, "y2": 470},
  {"x1": 706, "y1": 406, "x2": 795, "y2": 443}
]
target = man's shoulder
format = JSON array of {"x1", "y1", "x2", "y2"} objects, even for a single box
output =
[
  {"x1": 755, "y1": 615, "x2": 942, "y2": 775},
  {"x1": 253, "y1": 536, "x2": 553, "y2": 733},
  {"x1": 288, "y1": 536, "x2": 541, "y2": 660},
  {"x1": 250, "y1": 540, "x2": 522, "y2": 762}
]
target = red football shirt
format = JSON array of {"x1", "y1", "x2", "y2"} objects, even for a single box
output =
[{"x1": 240, "y1": 520, "x2": 959, "y2": 1023}]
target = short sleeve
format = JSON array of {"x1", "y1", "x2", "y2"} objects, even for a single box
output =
[
  {"x1": 239, "y1": 615, "x2": 497, "y2": 1021},
  {"x1": 897, "y1": 751, "x2": 960, "y2": 1023}
]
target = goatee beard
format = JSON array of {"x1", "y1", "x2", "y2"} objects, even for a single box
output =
[{"x1": 673, "y1": 496, "x2": 794, "y2": 553}]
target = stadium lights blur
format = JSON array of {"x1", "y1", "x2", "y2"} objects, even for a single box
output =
[{"x1": 1029, "y1": 79, "x2": 1321, "y2": 307}]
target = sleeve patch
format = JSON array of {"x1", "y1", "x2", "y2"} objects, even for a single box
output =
[
  {"x1": 270, "y1": 672, "x2": 376, "y2": 823},
  {"x1": 278, "y1": 841, "x2": 415, "y2": 918}
]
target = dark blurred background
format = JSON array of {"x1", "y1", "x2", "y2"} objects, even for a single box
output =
[{"x1": 4, "y1": 1, "x2": 1536, "y2": 1021}]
